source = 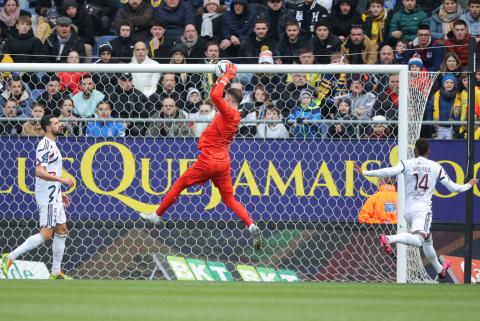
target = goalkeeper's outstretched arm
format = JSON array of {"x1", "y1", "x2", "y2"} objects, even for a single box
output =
[
  {"x1": 355, "y1": 162, "x2": 404, "y2": 178},
  {"x1": 210, "y1": 63, "x2": 237, "y2": 115}
]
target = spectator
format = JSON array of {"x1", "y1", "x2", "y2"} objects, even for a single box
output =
[
  {"x1": 239, "y1": 18, "x2": 276, "y2": 64},
  {"x1": 328, "y1": 0, "x2": 362, "y2": 42},
  {"x1": 346, "y1": 75, "x2": 376, "y2": 127},
  {"x1": 229, "y1": 82, "x2": 257, "y2": 137},
  {"x1": 146, "y1": 97, "x2": 192, "y2": 137},
  {"x1": 279, "y1": 72, "x2": 318, "y2": 118},
  {"x1": 256, "y1": 104, "x2": 289, "y2": 138},
  {"x1": 58, "y1": 98, "x2": 82, "y2": 136},
  {"x1": 0, "y1": 0, "x2": 30, "y2": 40},
  {"x1": 361, "y1": 0, "x2": 390, "y2": 48},
  {"x1": 57, "y1": 50, "x2": 87, "y2": 95},
  {"x1": 341, "y1": 25, "x2": 377, "y2": 64},
  {"x1": 288, "y1": 89, "x2": 323, "y2": 138},
  {"x1": 184, "y1": 87, "x2": 203, "y2": 114},
  {"x1": 113, "y1": 0, "x2": 153, "y2": 42},
  {"x1": 83, "y1": 0, "x2": 117, "y2": 36},
  {"x1": 62, "y1": 0, "x2": 95, "y2": 61},
  {"x1": 250, "y1": 84, "x2": 270, "y2": 119},
  {"x1": 248, "y1": 50, "x2": 285, "y2": 101},
  {"x1": 309, "y1": 19, "x2": 341, "y2": 64},
  {"x1": 199, "y1": 41, "x2": 221, "y2": 94},
  {"x1": 151, "y1": 72, "x2": 185, "y2": 105},
  {"x1": 35, "y1": 7, "x2": 57, "y2": 43},
  {"x1": 189, "y1": 100, "x2": 216, "y2": 137},
  {"x1": 372, "y1": 73, "x2": 400, "y2": 120},
  {"x1": 72, "y1": 74, "x2": 106, "y2": 117},
  {"x1": 358, "y1": 177, "x2": 398, "y2": 224},
  {"x1": 445, "y1": 19, "x2": 472, "y2": 67},
  {"x1": 168, "y1": 43, "x2": 201, "y2": 92},
  {"x1": 131, "y1": 41, "x2": 160, "y2": 98},
  {"x1": 378, "y1": 44, "x2": 394, "y2": 65},
  {"x1": 264, "y1": 0, "x2": 295, "y2": 41},
  {"x1": 394, "y1": 39, "x2": 409, "y2": 64},
  {"x1": 221, "y1": 0, "x2": 264, "y2": 57},
  {"x1": 21, "y1": 102, "x2": 45, "y2": 136},
  {"x1": 94, "y1": 43, "x2": 114, "y2": 64},
  {"x1": 0, "y1": 98, "x2": 22, "y2": 135},
  {"x1": 430, "y1": 0, "x2": 464, "y2": 43},
  {"x1": 45, "y1": 16, "x2": 86, "y2": 62},
  {"x1": 147, "y1": 19, "x2": 174, "y2": 63},
  {"x1": 154, "y1": 0, "x2": 196, "y2": 41},
  {"x1": 459, "y1": 72, "x2": 480, "y2": 137},
  {"x1": 294, "y1": 0, "x2": 328, "y2": 38},
  {"x1": 431, "y1": 51, "x2": 462, "y2": 93},
  {"x1": 86, "y1": 101, "x2": 126, "y2": 137},
  {"x1": 178, "y1": 24, "x2": 207, "y2": 63},
  {"x1": 328, "y1": 97, "x2": 357, "y2": 139},
  {"x1": 0, "y1": 75, "x2": 33, "y2": 117},
  {"x1": 93, "y1": 44, "x2": 117, "y2": 93},
  {"x1": 285, "y1": 47, "x2": 320, "y2": 88},
  {"x1": 389, "y1": 0, "x2": 429, "y2": 43},
  {"x1": 3, "y1": 15, "x2": 44, "y2": 63},
  {"x1": 428, "y1": 73, "x2": 461, "y2": 139},
  {"x1": 198, "y1": 0, "x2": 224, "y2": 44},
  {"x1": 37, "y1": 74, "x2": 69, "y2": 115},
  {"x1": 108, "y1": 20, "x2": 135, "y2": 64},
  {"x1": 461, "y1": 0, "x2": 480, "y2": 38},
  {"x1": 364, "y1": 114, "x2": 392, "y2": 138},
  {"x1": 274, "y1": 20, "x2": 308, "y2": 64},
  {"x1": 405, "y1": 25, "x2": 444, "y2": 71}
]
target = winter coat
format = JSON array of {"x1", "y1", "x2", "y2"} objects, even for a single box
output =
[
  {"x1": 430, "y1": 5, "x2": 464, "y2": 41},
  {"x1": 327, "y1": 0, "x2": 363, "y2": 39},
  {"x1": 309, "y1": 33, "x2": 342, "y2": 64},
  {"x1": 113, "y1": 1, "x2": 153, "y2": 42},
  {"x1": 288, "y1": 99, "x2": 323, "y2": 138},
  {"x1": 341, "y1": 36, "x2": 377, "y2": 64},
  {"x1": 238, "y1": 35, "x2": 276, "y2": 64},
  {"x1": 328, "y1": 110, "x2": 357, "y2": 138},
  {"x1": 2, "y1": 30, "x2": 45, "y2": 63},
  {"x1": 223, "y1": 0, "x2": 267, "y2": 42},
  {"x1": 0, "y1": 87, "x2": 33, "y2": 117},
  {"x1": 265, "y1": 6, "x2": 295, "y2": 41},
  {"x1": 146, "y1": 110, "x2": 193, "y2": 137},
  {"x1": 294, "y1": 0, "x2": 329, "y2": 37},
  {"x1": 197, "y1": 12, "x2": 224, "y2": 44},
  {"x1": 61, "y1": 5, "x2": 95, "y2": 45},
  {"x1": 278, "y1": 83, "x2": 317, "y2": 118},
  {"x1": 108, "y1": 36, "x2": 134, "y2": 64},
  {"x1": 0, "y1": 9, "x2": 30, "y2": 40},
  {"x1": 445, "y1": 33, "x2": 472, "y2": 67},
  {"x1": 460, "y1": 11, "x2": 480, "y2": 37},
  {"x1": 274, "y1": 34, "x2": 308, "y2": 64},
  {"x1": 405, "y1": 39, "x2": 444, "y2": 71},
  {"x1": 21, "y1": 121, "x2": 44, "y2": 136},
  {"x1": 346, "y1": 92, "x2": 377, "y2": 120},
  {"x1": 130, "y1": 56, "x2": 161, "y2": 98},
  {"x1": 256, "y1": 123, "x2": 290, "y2": 138},
  {"x1": 428, "y1": 88, "x2": 461, "y2": 122},
  {"x1": 86, "y1": 119, "x2": 126, "y2": 138},
  {"x1": 108, "y1": 86, "x2": 152, "y2": 119},
  {"x1": 361, "y1": 9, "x2": 389, "y2": 47},
  {"x1": 154, "y1": 0, "x2": 197, "y2": 41},
  {"x1": 0, "y1": 118, "x2": 22, "y2": 136},
  {"x1": 372, "y1": 88, "x2": 398, "y2": 120},
  {"x1": 389, "y1": 5, "x2": 429, "y2": 42},
  {"x1": 147, "y1": 35, "x2": 174, "y2": 63},
  {"x1": 82, "y1": 0, "x2": 117, "y2": 18},
  {"x1": 45, "y1": 30, "x2": 86, "y2": 63}
]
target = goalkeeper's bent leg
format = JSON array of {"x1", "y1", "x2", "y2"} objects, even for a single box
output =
[{"x1": 219, "y1": 190, "x2": 254, "y2": 227}]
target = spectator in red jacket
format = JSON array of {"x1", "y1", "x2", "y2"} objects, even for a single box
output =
[{"x1": 445, "y1": 19, "x2": 472, "y2": 68}]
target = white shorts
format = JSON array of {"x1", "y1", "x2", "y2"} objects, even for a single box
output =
[
  {"x1": 38, "y1": 201, "x2": 66, "y2": 228},
  {"x1": 405, "y1": 211, "x2": 432, "y2": 235}
]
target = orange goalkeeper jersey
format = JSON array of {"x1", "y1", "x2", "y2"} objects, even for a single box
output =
[
  {"x1": 198, "y1": 80, "x2": 240, "y2": 161},
  {"x1": 358, "y1": 184, "x2": 398, "y2": 224}
]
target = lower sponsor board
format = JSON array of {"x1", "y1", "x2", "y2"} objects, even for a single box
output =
[
  {"x1": 0, "y1": 260, "x2": 50, "y2": 279},
  {"x1": 165, "y1": 256, "x2": 299, "y2": 282},
  {"x1": 442, "y1": 255, "x2": 480, "y2": 284}
]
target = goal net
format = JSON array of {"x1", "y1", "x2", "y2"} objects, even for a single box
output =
[{"x1": 0, "y1": 63, "x2": 438, "y2": 282}]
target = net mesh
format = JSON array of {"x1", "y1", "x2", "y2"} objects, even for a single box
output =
[{"x1": 0, "y1": 67, "x2": 438, "y2": 282}]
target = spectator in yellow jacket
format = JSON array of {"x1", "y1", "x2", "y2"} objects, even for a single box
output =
[{"x1": 358, "y1": 178, "x2": 398, "y2": 224}]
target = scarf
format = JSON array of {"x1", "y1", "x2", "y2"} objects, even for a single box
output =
[
  {"x1": 345, "y1": 39, "x2": 365, "y2": 65},
  {"x1": 201, "y1": 13, "x2": 222, "y2": 39},
  {"x1": 438, "y1": 5, "x2": 464, "y2": 35},
  {"x1": 0, "y1": 7, "x2": 20, "y2": 27},
  {"x1": 181, "y1": 36, "x2": 198, "y2": 50},
  {"x1": 57, "y1": 33, "x2": 72, "y2": 44}
]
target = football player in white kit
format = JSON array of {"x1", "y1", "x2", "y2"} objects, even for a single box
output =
[
  {"x1": 2, "y1": 115, "x2": 74, "y2": 279},
  {"x1": 356, "y1": 138, "x2": 478, "y2": 279}
]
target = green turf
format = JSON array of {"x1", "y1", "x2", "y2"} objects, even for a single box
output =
[{"x1": 0, "y1": 281, "x2": 479, "y2": 321}]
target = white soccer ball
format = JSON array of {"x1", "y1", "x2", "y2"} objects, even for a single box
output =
[{"x1": 215, "y1": 60, "x2": 232, "y2": 78}]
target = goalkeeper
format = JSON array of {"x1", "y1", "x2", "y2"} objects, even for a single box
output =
[{"x1": 140, "y1": 63, "x2": 263, "y2": 250}]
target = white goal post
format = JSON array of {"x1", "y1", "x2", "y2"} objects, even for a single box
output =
[{"x1": 0, "y1": 63, "x2": 427, "y2": 283}]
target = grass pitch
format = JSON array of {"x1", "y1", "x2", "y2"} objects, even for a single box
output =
[{"x1": 0, "y1": 280, "x2": 478, "y2": 321}]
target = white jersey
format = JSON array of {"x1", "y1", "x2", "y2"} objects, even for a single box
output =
[
  {"x1": 363, "y1": 156, "x2": 472, "y2": 214},
  {"x1": 35, "y1": 137, "x2": 63, "y2": 205}
]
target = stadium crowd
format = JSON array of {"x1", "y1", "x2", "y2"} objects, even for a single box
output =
[{"x1": 0, "y1": 0, "x2": 480, "y2": 139}]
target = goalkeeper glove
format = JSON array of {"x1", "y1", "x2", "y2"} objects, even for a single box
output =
[{"x1": 221, "y1": 63, "x2": 237, "y2": 82}]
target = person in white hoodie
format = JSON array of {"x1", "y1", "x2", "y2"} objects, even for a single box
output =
[
  {"x1": 256, "y1": 104, "x2": 290, "y2": 139},
  {"x1": 130, "y1": 41, "x2": 161, "y2": 98},
  {"x1": 189, "y1": 100, "x2": 216, "y2": 137}
]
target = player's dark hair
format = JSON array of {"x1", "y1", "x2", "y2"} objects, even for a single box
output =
[
  {"x1": 40, "y1": 114, "x2": 55, "y2": 132},
  {"x1": 226, "y1": 88, "x2": 243, "y2": 105},
  {"x1": 415, "y1": 138, "x2": 430, "y2": 156}
]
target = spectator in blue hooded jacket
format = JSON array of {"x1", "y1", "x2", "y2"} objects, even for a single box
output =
[
  {"x1": 86, "y1": 101, "x2": 126, "y2": 138},
  {"x1": 288, "y1": 89, "x2": 323, "y2": 138}
]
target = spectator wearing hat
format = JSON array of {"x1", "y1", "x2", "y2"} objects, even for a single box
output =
[
  {"x1": 309, "y1": 19, "x2": 342, "y2": 64},
  {"x1": 364, "y1": 114, "x2": 392, "y2": 139},
  {"x1": 389, "y1": 0, "x2": 429, "y2": 43},
  {"x1": 94, "y1": 43, "x2": 114, "y2": 64},
  {"x1": 108, "y1": 20, "x2": 135, "y2": 64},
  {"x1": 264, "y1": 0, "x2": 296, "y2": 42},
  {"x1": 328, "y1": 97, "x2": 357, "y2": 139},
  {"x1": 345, "y1": 75, "x2": 377, "y2": 136},
  {"x1": 293, "y1": 0, "x2": 328, "y2": 38},
  {"x1": 361, "y1": 0, "x2": 390, "y2": 48},
  {"x1": 93, "y1": 43, "x2": 116, "y2": 93},
  {"x1": 288, "y1": 89, "x2": 323, "y2": 138},
  {"x1": 279, "y1": 73, "x2": 318, "y2": 118},
  {"x1": 154, "y1": 0, "x2": 197, "y2": 41},
  {"x1": 197, "y1": 0, "x2": 224, "y2": 44},
  {"x1": 113, "y1": 0, "x2": 153, "y2": 42},
  {"x1": 147, "y1": 19, "x2": 174, "y2": 63},
  {"x1": 427, "y1": 73, "x2": 461, "y2": 139},
  {"x1": 62, "y1": 0, "x2": 95, "y2": 50},
  {"x1": 341, "y1": 25, "x2": 377, "y2": 64},
  {"x1": 35, "y1": 7, "x2": 57, "y2": 43},
  {"x1": 238, "y1": 18, "x2": 276, "y2": 64},
  {"x1": 184, "y1": 87, "x2": 203, "y2": 113},
  {"x1": 45, "y1": 16, "x2": 86, "y2": 62},
  {"x1": 2, "y1": 15, "x2": 45, "y2": 63},
  {"x1": 404, "y1": 25, "x2": 444, "y2": 71},
  {"x1": 108, "y1": 72, "x2": 151, "y2": 136},
  {"x1": 246, "y1": 49, "x2": 285, "y2": 101},
  {"x1": 445, "y1": 19, "x2": 472, "y2": 67},
  {"x1": 130, "y1": 41, "x2": 160, "y2": 98},
  {"x1": 178, "y1": 24, "x2": 207, "y2": 63},
  {"x1": 274, "y1": 20, "x2": 308, "y2": 64},
  {"x1": 328, "y1": 0, "x2": 363, "y2": 42}
]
